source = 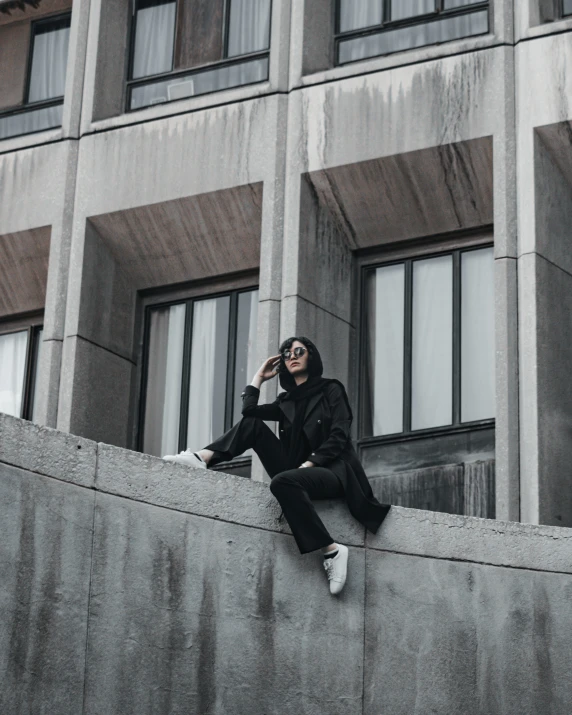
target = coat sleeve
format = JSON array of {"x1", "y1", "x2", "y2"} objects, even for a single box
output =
[
  {"x1": 241, "y1": 384, "x2": 281, "y2": 421},
  {"x1": 308, "y1": 382, "x2": 352, "y2": 467}
]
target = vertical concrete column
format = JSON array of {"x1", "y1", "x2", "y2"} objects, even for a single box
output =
[
  {"x1": 493, "y1": 46, "x2": 520, "y2": 522},
  {"x1": 250, "y1": 95, "x2": 289, "y2": 482},
  {"x1": 61, "y1": 0, "x2": 91, "y2": 137},
  {"x1": 281, "y1": 93, "x2": 354, "y2": 391},
  {"x1": 33, "y1": 0, "x2": 91, "y2": 426},
  {"x1": 34, "y1": 144, "x2": 80, "y2": 428}
]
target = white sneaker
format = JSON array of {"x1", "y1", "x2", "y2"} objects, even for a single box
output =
[
  {"x1": 162, "y1": 449, "x2": 206, "y2": 468},
  {"x1": 323, "y1": 544, "x2": 349, "y2": 595}
]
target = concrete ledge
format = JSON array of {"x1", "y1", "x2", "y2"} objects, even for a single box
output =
[
  {"x1": 371, "y1": 506, "x2": 572, "y2": 574},
  {"x1": 0, "y1": 413, "x2": 96, "y2": 488},
  {"x1": 95, "y1": 442, "x2": 366, "y2": 547}
]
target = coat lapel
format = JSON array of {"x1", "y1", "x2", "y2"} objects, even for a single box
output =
[
  {"x1": 278, "y1": 392, "x2": 323, "y2": 424},
  {"x1": 279, "y1": 400, "x2": 295, "y2": 425},
  {"x1": 304, "y1": 392, "x2": 323, "y2": 420}
]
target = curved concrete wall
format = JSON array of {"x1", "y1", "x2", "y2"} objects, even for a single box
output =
[{"x1": 2, "y1": 412, "x2": 572, "y2": 714}]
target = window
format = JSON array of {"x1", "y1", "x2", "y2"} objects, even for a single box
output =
[
  {"x1": 335, "y1": 0, "x2": 489, "y2": 65},
  {"x1": 0, "y1": 324, "x2": 43, "y2": 420},
  {"x1": 361, "y1": 246, "x2": 494, "y2": 438},
  {"x1": 563, "y1": 0, "x2": 572, "y2": 16},
  {"x1": 140, "y1": 288, "x2": 259, "y2": 458},
  {"x1": 127, "y1": 0, "x2": 271, "y2": 111},
  {"x1": 0, "y1": 13, "x2": 71, "y2": 140}
]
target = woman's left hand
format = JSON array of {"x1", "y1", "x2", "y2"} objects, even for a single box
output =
[{"x1": 299, "y1": 461, "x2": 315, "y2": 468}]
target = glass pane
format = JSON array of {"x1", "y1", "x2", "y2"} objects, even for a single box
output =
[
  {"x1": 228, "y1": 0, "x2": 272, "y2": 57},
  {"x1": 132, "y1": 0, "x2": 176, "y2": 79},
  {"x1": 339, "y1": 0, "x2": 382, "y2": 32},
  {"x1": 233, "y1": 290, "x2": 259, "y2": 424},
  {"x1": 411, "y1": 256, "x2": 453, "y2": 430},
  {"x1": 187, "y1": 296, "x2": 230, "y2": 449},
  {"x1": 28, "y1": 18, "x2": 71, "y2": 102},
  {"x1": 0, "y1": 103, "x2": 63, "y2": 140},
  {"x1": 391, "y1": 0, "x2": 435, "y2": 22},
  {"x1": 31, "y1": 328, "x2": 44, "y2": 423},
  {"x1": 364, "y1": 265, "x2": 405, "y2": 436},
  {"x1": 130, "y1": 56, "x2": 269, "y2": 109},
  {"x1": 143, "y1": 304, "x2": 186, "y2": 457},
  {"x1": 461, "y1": 248, "x2": 495, "y2": 422},
  {"x1": 564, "y1": 0, "x2": 572, "y2": 15},
  {"x1": 444, "y1": 0, "x2": 483, "y2": 7},
  {"x1": 338, "y1": 9, "x2": 488, "y2": 63},
  {"x1": 0, "y1": 331, "x2": 29, "y2": 418}
]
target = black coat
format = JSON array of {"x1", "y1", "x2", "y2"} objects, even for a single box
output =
[{"x1": 242, "y1": 381, "x2": 390, "y2": 534}]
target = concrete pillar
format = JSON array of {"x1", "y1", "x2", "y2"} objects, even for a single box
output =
[{"x1": 493, "y1": 46, "x2": 520, "y2": 522}]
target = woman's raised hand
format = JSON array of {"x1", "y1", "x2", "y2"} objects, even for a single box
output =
[{"x1": 256, "y1": 355, "x2": 281, "y2": 383}]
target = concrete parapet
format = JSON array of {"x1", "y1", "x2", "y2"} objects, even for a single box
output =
[
  {"x1": 2, "y1": 414, "x2": 572, "y2": 714},
  {"x1": 0, "y1": 412, "x2": 96, "y2": 487}
]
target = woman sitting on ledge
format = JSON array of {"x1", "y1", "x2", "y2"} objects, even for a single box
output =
[{"x1": 163, "y1": 337, "x2": 390, "y2": 596}]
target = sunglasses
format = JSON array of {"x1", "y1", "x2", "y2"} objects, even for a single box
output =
[{"x1": 282, "y1": 346, "x2": 307, "y2": 361}]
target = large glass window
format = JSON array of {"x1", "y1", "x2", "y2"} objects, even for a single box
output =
[
  {"x1": 141, "y1": 288, "x2": 259, "y2": 458},
  {"x1": 127, "y1": 0, "x2": 271, "y2": 111},
  {"x1": 0, "y1": 14, "x2": 71, "y2": 141},
  {"x1": 0, "y1": 325, "x2": 43, "y2": 420},
  {"x1": 336, "y1": 0, "x2": 489, "y2": 65},
  {"x1": 361, "y1": 246, "x2": 494, "y2": 438}
]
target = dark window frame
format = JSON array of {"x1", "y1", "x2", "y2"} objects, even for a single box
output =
[
  {"x1": 357, "y1": 239, "x2": 495, "y2": 447},
  {"x1": 0, "y1": 11, "x2": 71, "y2": 137},
  {"x1": 125, "y1": 0, "x2": 272, "y2": 112},
  {"x1": 334, "y1": 0, "x2": 490, "y2": 66},
  {"x1": 0, "y1": 317, "x2": 43, "y2": 420},
  {"x1": 137, "y1": 283, "x2": 259, "y2": 455}
]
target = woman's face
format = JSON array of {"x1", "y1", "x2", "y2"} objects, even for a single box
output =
[{"x1": 284, "y1": 339, "x2": 310, "y2": 377}]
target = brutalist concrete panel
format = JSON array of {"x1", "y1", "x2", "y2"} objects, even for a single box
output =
[
  {"x1": 84, "y1": 492, "x2": 365, "y2": 715},
  {"x1": 96, "y1": 442, "x2": 365, "y2": 547},
  {"x1": 364, "y1": 551, "x2": 572, "y2": 715},
  {"x1": 369, "y1": 506, "x2": 572, "y2": 575},
  {"x1": 0, "y1": 464, "x2": 94, "y2": 715},
  {"x1": 0, "y1": 412, "x2": 96, "y2": 487}
]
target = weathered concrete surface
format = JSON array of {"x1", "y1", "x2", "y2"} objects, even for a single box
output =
[
  {"x1": 3, "y1": 416, "x2": 572, "y2": 714},
  {"x1": 0, "y1": 411, "x2": 96, "y2": 487},
  {"x1": 96, "y1": 441, "x2": 366, "y2": 548},
  {"x1": 83, "y1": 493, "x2": 365, "y2": 715},
  {"x1": 0, "y1": 463, "x2": 94, "y2": 715},
  {"x1": 364, "y1": 551, "x2": 572, "y2": 715}
]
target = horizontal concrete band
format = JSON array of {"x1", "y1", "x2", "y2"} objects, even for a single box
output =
[{"x1": 2, "y1": 412, "x2": 572, "y2": 574}]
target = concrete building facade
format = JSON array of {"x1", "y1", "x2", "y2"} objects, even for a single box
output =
[
  {"x1": 3, "y1": 0, "x2": 572, "y2": 527},
  {"x1": 2, "y1": 1, "x2": 572, "y2": 711}
]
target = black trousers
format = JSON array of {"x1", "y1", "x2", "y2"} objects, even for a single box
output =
[{"x1": 205, "y1": 416, "x2": 344, "y2": 554}]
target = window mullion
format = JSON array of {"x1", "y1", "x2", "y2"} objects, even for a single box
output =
[
  {"x1": 222, "y1": 0, "x2": 232, "y2": 59},
  {"x1": 178, "y1": 300, "x2": 194, "y2": 452},
  {"x1": 19, "y1": 326, "x2": 34, "y2": 419},
  {"x1": 382, "y1": 0, "x2": 390, "y2": 25},
  {"x1": 452, "y1": 251, "x2": 462, "y2": 425},
  {"x1": 403, "y1": 260, "x2": 413, "y2": 433},
  {"x1": 224, "y1": 292, "x2": 239, "y2": 432}
]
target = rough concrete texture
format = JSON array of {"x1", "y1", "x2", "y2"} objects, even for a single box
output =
[
  {"x1": 0, "y1": 412, "x2": 96, "y2": 487},
  {"x1": 3, "y1": 417, "x2": 572, "y2": 714},
  {"x1": 84, "y1": 493, "x2": 365, "y2": 715},
  {"x1": 96, "y1": 442, "x2": 366, "y2": 548},
  {"x1": 364, "y1": 550, "x2": 572, "y2": 715},
  {"x1": 0, "y1": 463, "x2": 94, "y2": 715}
]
